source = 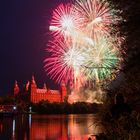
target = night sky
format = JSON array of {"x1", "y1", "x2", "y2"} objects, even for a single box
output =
[{"x1": 0, "y1": 0, "x2": 67, "y2": 95}]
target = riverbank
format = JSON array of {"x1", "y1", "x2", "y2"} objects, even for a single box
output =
[{"x1": 30, "y1": 101, "x2": 101, "y2": 114}]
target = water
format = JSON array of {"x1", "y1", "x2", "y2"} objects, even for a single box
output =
[{"x1": 0, "y1": 114, "x2": 103, "y2": 140}]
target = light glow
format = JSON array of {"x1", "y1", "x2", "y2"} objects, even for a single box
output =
[{"x1": 44, "y1": 0, "x2": 123, "y2": 91}]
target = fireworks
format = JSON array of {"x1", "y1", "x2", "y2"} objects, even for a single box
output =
[
  {"x1": 49, "y1": 3, "x2": 82, "y2": 39},
  {"x1": 44, "y1": 39, "x2": 74, "y2": 84},
  {"x1": 83, "y1": 37, "x2": 121, "y2": 82},
  {"x1": 44, "y1": 0, "x2": 123, "y2": 88},
  {"x1": 75, "y1": 0, "x2": 112, "y2": 40}
]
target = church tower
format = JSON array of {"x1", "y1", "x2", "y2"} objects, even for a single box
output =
[
  {"x1": 60, "y1": 80, "x2": 67, "y2": 102},
  {"x1": 30, "y1": 75, "x2": 37, "y2": 94},
  {"x1": 30, "y1": 75, "x2": 37, "y2": 103},
  {"x1": 14, "y1": 80, "x2": 19, "y2": 96}
]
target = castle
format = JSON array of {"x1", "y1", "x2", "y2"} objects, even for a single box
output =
[{"x1": 13, "y1": 76, "x2": 67, "y2": 103}]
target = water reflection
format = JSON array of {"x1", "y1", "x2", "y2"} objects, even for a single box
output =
[
  {"x1": 29, "y1": 114, "x2": 32, "y2": 128},
  {"x1": 0, "y1": 114, "x2": 103, "y2": 140},
  {"x1": 12, "y1": 119, "x2": 15, "y2": 140}
]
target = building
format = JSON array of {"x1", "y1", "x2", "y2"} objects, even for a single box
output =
[{"x1": 13, "y1": 76, "x2": 67, "y2": 103}]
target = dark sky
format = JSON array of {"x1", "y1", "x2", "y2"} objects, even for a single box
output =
[{"x1": 0, "y1": 0, "x2": 67, "y2": 95}]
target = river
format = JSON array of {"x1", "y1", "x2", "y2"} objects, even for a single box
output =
[{"x1": 0, "y1": 114, "x2": 103, "y2": 140}]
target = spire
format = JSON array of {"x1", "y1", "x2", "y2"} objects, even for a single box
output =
[
  {"x1": 60, "y1": 80, "x2": 67, "y2": 102},
  {"x1": 43, "y1": 83, "x2": 47, "y2": 89},
  {"x1": 61, "y1": 80, "x2": 65, "y2": 86},
  {"x1": 25, "y1": 81, "x2": 30, "y2": 91},
  {"x1": 14, "y1": 80, "x2": 18, "y2": 87},
  {"x1": 14, "y1": 80, "x2": 19, "y2": 96},
  {"x1": 31, "y1": 75, "x2": 36, "y2": 84},
  {"x1": 30, "y1": 75, "x2": 37, "y2": 94}
]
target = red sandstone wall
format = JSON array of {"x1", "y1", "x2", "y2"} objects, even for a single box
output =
[{"x1": 30, "y1": 93, "x2": 62, "y2": 103}]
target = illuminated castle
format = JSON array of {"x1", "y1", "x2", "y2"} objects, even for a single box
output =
[{"x1": 13, "y1": 76, "x2": 67, "y2": 103}]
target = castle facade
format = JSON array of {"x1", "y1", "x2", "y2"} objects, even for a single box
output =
[{"x1": 13, "y1": 76, "x2": 67, "y2": 103}]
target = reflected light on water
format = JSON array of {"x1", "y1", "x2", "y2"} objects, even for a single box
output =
[
  {"x1": 29, "y1": 114, "x2": 32, "y2": 128},
  {"x1": 0, "y1": 121, "x2": 3, "y2": 133},
  {"x1": 0, "y1": 114, "x2": 103, "y2": 140},
  {"x1": 12, "y1": 119, "x2": 16, "y2": 140}
]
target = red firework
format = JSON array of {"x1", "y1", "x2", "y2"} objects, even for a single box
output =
[
  {"x1": 49, "y1": 3, "x2": 83, "y2": 39},
  {"x1": 44, "y1": 38, "x2": 74, "y2": 84}
]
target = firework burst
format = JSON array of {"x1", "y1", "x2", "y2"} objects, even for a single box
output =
[
  {"x1": 44, "y1": 39, "x2": 74, "y2": 84},
  {"x1": 44, "y1": 0, "x2": 123, "y2": 89},
  {"x1": 44, "y1": 39, "x2": 86, "y2": 86},
  {"x1": 49, "y1": 3, "x2": 83, "y2": 40},
  {"x1": 82, "y1": 37, "x2": 121, "y2": 82},
  {"x1": 75, "y1": 0, "x2": 113, "y2": 40}
]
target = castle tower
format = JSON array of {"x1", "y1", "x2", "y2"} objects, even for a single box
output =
[
  {"x1": 14, "y1": 80, "x2": 19, "y2": 96},
  {"x1": 43, "y1": 83, "x2": 47, "y2": 89},
  {"x1": 30, "y1": 75, "x2": 37, "y2": 103},
  {"x1": 30, "y1": 75, "x2": 37, "y2": 94},
  {"x1": 25, "y1": 81, "x2": 30, "y2": 91},
  {"x1": 60, "y1": 80, "x2": 67, "y2": 102}
]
